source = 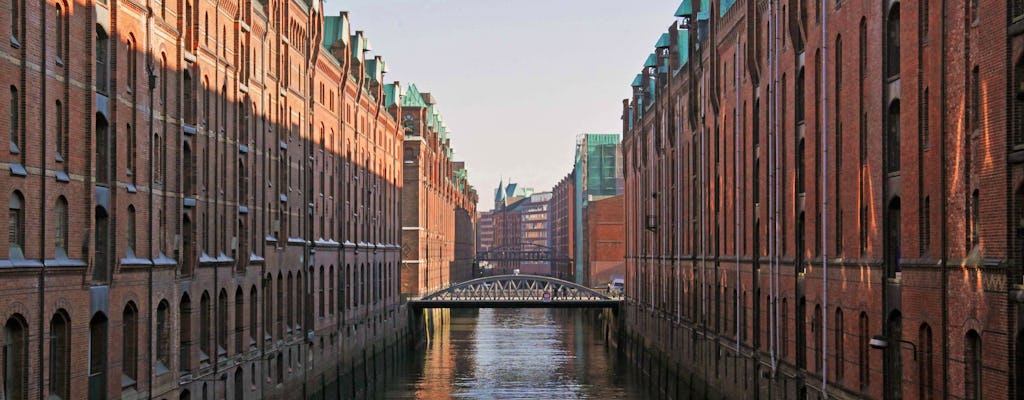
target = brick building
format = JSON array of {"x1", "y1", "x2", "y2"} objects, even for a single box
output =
[
  {"x1": 396, "y1": 85, "x2": 478, "y2": 297},
  {"x1": 0, "y1": 1, "x2": 415, "y2": 398},
  {"x1": 622, "y1": 0, "x2": 1024, "y2": 399},
  {"x1": 573, "y1": 133, "x2": 623, "y2": 284},
  {"x1": 548, "y1": 173, "x2": 575, "y2": 281},
  {"x1": 584, "y1": 195, "x2": 625, "y2": 288},
  {"x1": 519, "y1": 192, "x2": 553, "y2": 275}
]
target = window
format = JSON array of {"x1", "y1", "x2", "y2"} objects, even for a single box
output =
[
  {"x1": 813, "y1": 305, "x2": 822, "y2": 372},
  {"x1": 888, "y1": 198, "x2": 902, "y2": 275},
  {"x1": 797, "y1": 139, "x2": 806, "y2": 193},
  {"x1": 286, "y1": 273, "x2": 293, "y2": 331},
  {"x1": 971, "y1": 0, "x2": 979, "y2": 23},
  {"x1": 781, "y1": 298, "x2": 789, "y2": 358},
  {"x1": 9, "y1": 191, "x2": 24, "y2": 254},
  {"x1": 10, "y1": 0, "x2": 21, "y2": 43},
  {"x1": 51, "y1": 196, "x2": 66, "y2": 256},
  {"x1": 95, "y1": 27, "x2": 109, "y2": 94},
  {"x1": 887, "y1": 4, "x2": 901, "y2": 79},
  {"x1": 10, "y1": 85, "x2": 19, "y2": 154},
  {"x1": 56, "y1": 101, "x2": 66, "y2": 162},
  {"x1": 887, "y1": 101, "x2": 901, "y2": 172},
  {"x1": 3, "y1": 315, "x2": 28, "y2": 400},
  {"x1": 319, "y1": 266, "x2": 325, "y2": 318},
  {"x1": 127, "y1": 205, "x2": 136, "y2": 254},
  {"x1": 276, "y1": 273, "x2": 283, "y2": 339},
  {"x1": 126, "y1": 37, "x2": 137, "y2": 93},
  {"x1": 88, "y1": 313, "x2": 108, "y2": 400},
  {"x1": 234, "y1": 288, "x2": 243, "y2": 355},
  {"x1": 859, "y1": 312, "x2": 870, "y2": 390},
  {"x1": 49, "y1": 311, "x2": 71, "y2": 400},
  {"x1": 217, "y1": 289, "x2": 228, "y2": 357},
  {"x1": 249, "y1": 286, "x2": 258, "y2": 348},
  {"x1": 965, "y1": 330, "x2": 982, "y2": 400},
  {"x1": 919, "y1": 324, "x2": 934, "y2": 399},
  {"x1": 970, "y1": 190, "x2": 980, "y2": 247},
  {"x1": 971, "y1": 66, "x2": 980, "y2": 132},
  {"x1": 152, "y1": 300, "x2": 169, "y2": 372},
  {"x1": 1015, "y1": 58, "x2": 1024, "y2": 147},
  {"x1": 796, "y1": 68, "x2": 806, "y2": 124},
  {"x1": 922, "y1": 88, "x2": 930, "y2": 149},
  {"x1": 183, "y1": 143, "x2": 194, "y2": 196},
  {"x1": 835, "y1": 308, "x2": 844, "y2": 380},
  {"x1": 95, "y1": 115, "x2": 111, "y2": 185},
  {"x1": 127, "y1": 123, "x2": 135, "y2": 180},
  {"x1": 93, "y1": 206, "x2": 110, "y2": 282},
  {"x1": 183, "y1": 71, "x2": 194, "y2": 125},
  {"x1": 329, "y1": 266, "x2": 335, "y2": 316},
  {"x1": 199, "y1": 292, "x2": 211, "y2": 365},
  {"x1": 122, "y1": 302, "x2": 138, "y2": 386},
  {"x1": 179, "y1": 295, "x2": 192, "y2": 373}
]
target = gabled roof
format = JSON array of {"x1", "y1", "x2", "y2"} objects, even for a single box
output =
[
  {"x1": 322, "y1": 15, "x2": 349, "y2": 51},
  {"x1": 401, "y1": 84, "x2": 428, "y2": 108},
  {"x1": 384, "y1": 83, "x2": 401, "y2": 108},
  {"x1": 644, "y1": 53, "x2": 657, "y2": 68},
  {"x1": 655, "y1": 33, "x2": 671, "y2": 49}
]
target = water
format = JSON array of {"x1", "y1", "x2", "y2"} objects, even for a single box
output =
[{"x1": 378, "y1": 308, "x2": 649, "y2": 399}]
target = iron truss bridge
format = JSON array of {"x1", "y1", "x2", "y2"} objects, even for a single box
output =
[
  {"x1": 408, "y1": 275, "x2": 622, "y2": 309},
  {"x1": 475, "y1": 244, "x2": 571, "y2": 263}
]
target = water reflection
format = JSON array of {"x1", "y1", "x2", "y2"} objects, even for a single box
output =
[{"x1": 380, "y1": 308, "x2": 647, "y2": 399}]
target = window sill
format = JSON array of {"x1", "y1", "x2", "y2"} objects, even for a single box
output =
[{"x1": 10, "y1": 36, "x2": 20, "y2": 49}]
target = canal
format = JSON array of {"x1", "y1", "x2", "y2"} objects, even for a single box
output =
[{"x1": 374, "y1": 308, "x2": 650, "y2": 399}]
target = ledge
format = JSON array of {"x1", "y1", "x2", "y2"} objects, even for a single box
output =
[{"x1": 9, "y1": 162, "x2": 26, "y2": 176}]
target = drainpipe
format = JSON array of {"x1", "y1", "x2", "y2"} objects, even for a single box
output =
[
  {"x1": 145, "y1": 4, "x2": 154, "y2": 399},
  {"x1": 766, "y1": 0, "x2": 776, "y2": 373},
  {"x1": 821, "y1": 0, "x2": 830, "y2": 394},
  {"x1": 735, "y1": 34, "x2": 742, "y2": 353},
  {"x1": 37, "y1": 2, "x2": 48, "y2": 399},
  {"x1": 939, "y1": 0, "x2": 949, "y2": 395}
]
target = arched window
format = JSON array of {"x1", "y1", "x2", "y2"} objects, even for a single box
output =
[
  {"x1": 126, "y1": 36, "x2": 137, "y2": 93},
  {"x1": 971, "y1": 66, "x2": 981, "y2": 132},
  {"x1": 887, "y1": 101, "x2": 901, "y2": 172},
  {"x1": 95, "y1": 115, "x2": 111, "y2": 185},
  {"x1": 4, "y1": 315, "x2": 28, "y2": 400},
  {"x1": 286, "y1": 273, "x2": 293, "y2": 332},
  {"x1": 95, "y1": 26, "x2": 109, "y2": 94},
  {"x1": 965, "y1": 330, "x2": 982, "y2": 399},
  {"x1": 835, "y1": 308, "x2": 845, "y2": 380},
  {"x1": 814, "y1": 305, "x2": 823, "y2": 373},
  {"x1": 9, "y1": 85, "x2": 19, "y2": 154},
  {"x1": 93, "y1": 207, "x2": 110, "y2": 282},
  {"x1": 9, "y1": 191, "x2": 24, "y2": 255},
  {"x1": 182, "y1": 214, "x2": 193, "y2": 275},
  {"x1": 888, "y1": 197, "x2": 903, "y2": 275},
  {"x1": 859, "y1": 312, "x2": 870, "y2": 390},
  {"x1": 179, "y1": 294, "x2": 192, "y2": 372},
  {"x1": 329, "y1": 265, "x2": 335, "y2": 317},
  {"x1": 233, "y1": 368, "x2": 244, "y2": 400},
  {"x1": 886, "y1": 311, "x2": 904, "y2": 398},
  {"x1": 155, "y1": 300, "x2": 169, "y2": 372},
  {"x1": 88, "y1": 313, "x2": 108, "y2": 400},
  {"x1": 199, "y1": 291, "x2": 211, "y2": 365},
  {"x1": 887, "y1": 4, "x2": 901, "y2": 79},
  {"x1": 319, "y1": 266, "x2": 325, "y2": 318},
  {"x1": 1015, "y1": 58, "x2": 1024, "y2": 147},
  {"x1": 796, "y1": 67, "x2": 806, "y2": 124},
  {"x1": 217, "y1": 289, "x2": 228, "y2": 357},
  {"x1": 122, "y1": 302, "x2": 139, "y2": 386},
  {"x1": 276, "y1": 273, "x2": 284, "y2": 339},
  {"x1": 919, "y1": 323, "x2": 934, "y2": 399},
  {"x1": 49, "y1": 310, "x2": 71, "y2": 399},
  {"x1": 127, "y1": 205, "x2": 136, "y2": 255},
  {"x1": 10, "y1": 0, "x2": 21, "y2": 42},
  {"x1": 234, "y1": 288, "x2": 243, "y2": 355},
  {"x1": 781, "y1": 298, "x2": 789, "y2": 358},
  {"x1": 249, "y1": 285, "x2": 258, "y2": 349}
]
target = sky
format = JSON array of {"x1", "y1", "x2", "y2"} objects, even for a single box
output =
[{"x1": 322, "y1": 0, "x2": 682, "y2": 211}]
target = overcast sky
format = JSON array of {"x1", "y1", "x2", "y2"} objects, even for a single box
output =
[{"x1": 322, "y1": 0, "x2": 681, "y2": 211}]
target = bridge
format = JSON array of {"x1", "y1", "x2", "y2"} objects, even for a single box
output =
[{"x1": 408, "y1": 275, "x2": 622, "y2": 309}]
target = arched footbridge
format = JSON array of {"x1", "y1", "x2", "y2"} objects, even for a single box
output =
[{"x1": 408, "y1": 275, "x2": 622, "y2": 309}]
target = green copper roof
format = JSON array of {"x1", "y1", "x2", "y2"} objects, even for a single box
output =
[
  {"x1": 677, "y1": 29, "x2": 690, "y2": 66},
  {"x1": 720, "y1": 0, "x2": 735, "y2": 16},
  {"x1": 656, "y1": 33, "x2": 671, "y2": 49},
  {"x1": 698, "y1": 0, "x2": 710, "y2": 20},
  {"x1": 401, "y1": 84, "x2": 427, "y2": 108},
  {"x1": 384, "y1": 83, "x2": 401, "y2": 108},
  {"x1": 644, "y1": 53, "x2": 657, "y2": 67},
  {"x1": 350, "y1": 33, "x2": 367, "y2": 62},
  {"x1": 322, "y1": 15, "x2": 349, "y2": 50},
  {"x1": 365, "y1": 58, "x2": 384, "y2": 83},
  {"x1": 675, "y1": 0, "x2": 692, "y2": 16},
  {"x1": 631, "y1": 74, "x2": 643, "y2": 87}
]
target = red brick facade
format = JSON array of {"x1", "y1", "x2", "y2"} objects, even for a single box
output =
[
  {"x1": 623, "y1": 0, "x2": 1024, "y2": 398},
  {"x1": 0, "y1": 1, "x2": 409, "y2": 398},
  {"x1": 549, "y1": 173, "x2": 575, "y2": 281},
  {"x1": 585, "y1": 195, "x2": 624, "y2": 287},
  {"x1": 396, "y1": 88, "x2": 478, "y2": 297}
]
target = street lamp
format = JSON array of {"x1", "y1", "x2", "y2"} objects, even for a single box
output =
[{"x1": 869, "y1": 334, "x2": 918, "y2": 360}]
